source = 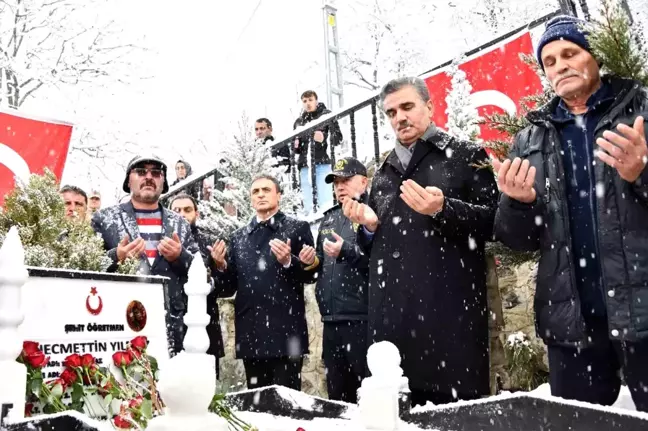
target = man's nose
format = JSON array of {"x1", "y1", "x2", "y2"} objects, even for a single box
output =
[{"x1": 395, "y1": 109, "x2": 407, "y2": 123}]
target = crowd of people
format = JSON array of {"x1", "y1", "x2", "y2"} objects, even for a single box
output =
[{"x1": 54, "y1": 16, "x2": 647, "y2": 412}]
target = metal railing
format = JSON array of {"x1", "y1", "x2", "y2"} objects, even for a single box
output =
[{"x1": 159, "y1": 9, "x2": 562, "y2": 214}]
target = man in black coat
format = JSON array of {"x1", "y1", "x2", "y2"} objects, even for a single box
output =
[
  {"x1": 493, "y1": 16, "x2": 648, "y2": 411},
  {"x1": 300, "y1": 156, "x2": 370, "y2": 403},
  {"x1": 170, "y1": 193, "x2": 228, "y2": 376},
  {"x1": 211, "y1": 174, "x2": 318, "y2": 390},
  {"x1": 293, "y1": 90, "x2": 343, "y2": 214},
  {"x1": 255, "y1": 118, "x2": 290, "y2": 173},
  {"x1": 343, "y1": 77, "x2": 498, "y2": 406},
  {"x1": 92, "y1": 155, "x2": 199, "y2": 355}
]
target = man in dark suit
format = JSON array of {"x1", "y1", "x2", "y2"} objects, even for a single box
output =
[{"x1": 211, "y1": 174, "x2": 318, "y2": 390}]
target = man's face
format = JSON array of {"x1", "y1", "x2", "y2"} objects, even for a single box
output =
[
  {"x1": 250, "y1": 178, "x2": 280, "y2": 214},
  {"x1": 255, "y1": 122, "x2": 272, "y2": 139},
  {"x1": 129, "y1": 163, "x2": 164, "y2": 204},
  {"x1": 541, "y1": 40, "x2": 601, "y2": 100},
  {"x1": 171, "y1": 198, "x2": 198, "y2": 225},
  {"x1": 89, "y1": 196, "x2": 101, "y2": 211},
  {"x1": 175, "y1": 162, "x2": 186, "y2": 180},
  {"x1": 383, "y1": 85, "x2": 434, "y2": 146},
  {"x1": 333, "y1": 175, "x2": 368, "y2": 204},
  {"x1": 302, "y1": 96, "x2": 318, "y2": 113},
  {"x1": 61, "y1": 191, "x2": 87, "y2": 221}
]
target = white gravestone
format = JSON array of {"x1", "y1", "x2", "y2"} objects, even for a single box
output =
[{"x1": 0, "y1": 227, "x2": 28, "y2": 423}]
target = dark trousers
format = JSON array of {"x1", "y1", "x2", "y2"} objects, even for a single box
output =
[
  {"x1": 323, "y1": 320, "x2": 368, "y2": 403},
  {"x1": 548, "y1": 318, "x2": 648, "y2": 412},
  {"x1": 243, "y1": 357, "x2": 303, "y2": 391}
]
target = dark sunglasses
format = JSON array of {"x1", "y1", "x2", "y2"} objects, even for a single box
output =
[{"x1": 133, "y1": 168, "x2": 163, "y2": 178}]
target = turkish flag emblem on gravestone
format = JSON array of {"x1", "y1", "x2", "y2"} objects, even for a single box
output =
[
  {"x1": 424, "y1": 30, "x2": 544, "y2": 142},
  {"x1": 0, "y1": 109, "x2": 73, "y2": 206}
]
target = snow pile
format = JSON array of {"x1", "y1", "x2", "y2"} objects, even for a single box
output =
[
  {"x1": 237, "y1": 411, "x2": 436, "y2": 431},
  {"x1": 530, "y1": 383, "x2": 638, "y2": 412}
]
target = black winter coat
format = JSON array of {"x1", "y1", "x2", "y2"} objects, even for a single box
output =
[
  {"x1": 358, "y1": 129, "x2": 498, "y2": 396},
  {"x1": 213, "y1": 212, "x2": 316, "y2": 359},
  {"x1": 314, "y1": 201, "x2": 369, "y2": 322},
  {"x1": 495, "y1": 77, "x2": 648, "y2": 345},
  {"x1": 293, "y1": 102, "x2": 343, "y2": 169},
  {"x1": 191, "y1": 224, "x2": 225, "y2": 359},
  {"x1": 91, "y1": 202, "x2": 199, "y2": 355}
]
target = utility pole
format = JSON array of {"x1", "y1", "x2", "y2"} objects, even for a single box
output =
[{"x1": 322, "y1": 3, "x2": 344, "y2": 111}]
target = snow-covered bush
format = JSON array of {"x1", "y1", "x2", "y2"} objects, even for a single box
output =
[
  {"x1": 504, "y1": 331, "x2": 548, "y2": 391},
  {"x1": 0, "y1": 170, "x2": 129, "y2": 273},
  {"x1": 198, "y1": 114, "x2": 301, "y2": 240}
]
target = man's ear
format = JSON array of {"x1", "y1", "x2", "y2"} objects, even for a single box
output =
[{"x1": 426, "y1": 99, "x2": 435, "y2": 118}]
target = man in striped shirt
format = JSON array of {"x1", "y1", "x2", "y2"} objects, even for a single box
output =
[{"x1": 92, "y1": 155, "x2": 199, "y2": 355}]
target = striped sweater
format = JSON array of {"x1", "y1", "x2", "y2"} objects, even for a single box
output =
[{"x1": 135, "y1": 209, "x2": 163, "y2": 266}]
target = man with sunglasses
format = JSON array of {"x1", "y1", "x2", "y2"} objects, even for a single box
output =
[{"x1": 92, "y1": 155, "x2": 199, "y2": 355}]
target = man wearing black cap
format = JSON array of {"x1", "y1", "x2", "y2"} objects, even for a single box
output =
[
  {"x1": 92, "y1": 155, "x2": 199, "y2": 355},
  {"x1": 298, "y1": 156, "x2": 369, "y2": 403},
  {"x1": 493, "y1": 15, "x2": 648, "y2": 411}
]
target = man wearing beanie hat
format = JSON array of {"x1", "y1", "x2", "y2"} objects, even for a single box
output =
[
  {"x1": 92, "y1": 155, "x2": 199, "y2": 355},
  {"x1": 493, "y1": 15, "x2": 648, "y2": 411}
]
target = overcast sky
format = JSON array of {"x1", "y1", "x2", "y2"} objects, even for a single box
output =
[{"x1": 38, "y1": 0, "x2": 645, "y2": 204}]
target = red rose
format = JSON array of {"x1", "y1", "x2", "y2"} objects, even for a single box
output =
[
  {"x1": 297, "y1": 428, "x2": 306, "y2": 431},
  {"x1": 83, "y1": 365, "x2": 99, "y2": 385},
  {"x1": 63, "y1": 353, "x2": 82, "y2": 369},
  {"x1": 60, "y1": 369, "x2": 77, "y2": 387},
  {"x1": 25, "y1": 403, "x2": 33, "y2": 417},
  {"x1": 129, "y1": 396, "x2": 143, "y2": 409},
  {"x1": 22, "y1": 341, "x2": 40, "y2": 355},
  {"x1": 81, "y1": 354, "x2": 96, "y2": 368},
  {"x1": 113, "y1": 415, "x2": 133, "y2": 429},
  {"x1": 130, "y1": 336, "x2": 148, "y2": 351},
  {"x1": 25, "y1": 351, "x2": 49, "y2": 368},
  {"x1": 112, "y1": 351, "x2": 133, "y2": 367}
]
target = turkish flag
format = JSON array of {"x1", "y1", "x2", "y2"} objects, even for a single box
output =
[
  {"x1": 423, "y1": 30, "x2": 544, "y2": 142},
  {"x1": 0, "y1": 109, "x2": 73, "y2": 206}
]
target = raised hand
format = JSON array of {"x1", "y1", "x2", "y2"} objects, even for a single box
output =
[
  {"x1": 299, "y1": 245, "x2": 316, "y2": 266},
  {"x1": 117, "y1": 235, "x2": 146, "y2": 262},
  {"x1": 596, "y1": 116, "x2": 648, "y2": 183},
  {"x1": 269, "y1": 238, "x2": 292, "y2": 266},
  {"x1": 400, "y1": 180, "x2": 444, "y2": 216},
  {"x1": 491, "y1": 157, "x2": 537, "y2": 204},
  {"x1": 323, "y1": 232, "x2": 344, "y2": 258},
  {"x1": 342, "y1": 199, "x2": 379, "y2": 232},
  {"x1": 208, "y1": 240, "x2": 227, "y2": 271},
  {"x1": 158, "y1": 232, "x2": 182, "y2": 262}
]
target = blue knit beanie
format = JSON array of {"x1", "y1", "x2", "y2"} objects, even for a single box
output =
[{"x1": 536, "y1": 15, "x2": 591, "y2": 70}]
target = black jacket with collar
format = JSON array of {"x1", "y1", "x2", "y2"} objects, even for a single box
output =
[
  {"x1": 212, "y1": 211, "x2": 317, "y2": 359},
  {"x1": 293, "y1": 102, "x2": 343, "y2": 169},
  {"x1": 91, "y1": 201, "x2": 199, "y2": 355},
  {"x1": 495, "y1": 76, "x2": 648, "y2": 345},
  {"x1": 314, "y1": 197, "x2": 369, "y2": 322},
  {"x1": 357, "y1": 128, "x2": 498, "y2": 395}
]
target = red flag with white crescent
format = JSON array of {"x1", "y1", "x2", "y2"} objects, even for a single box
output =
[
  {"x1": 0, "y1": 109, "x2": 73, "y2": 206},
  {"x1": 423, "y1": 29, "x2": 544, "y2": 142}
]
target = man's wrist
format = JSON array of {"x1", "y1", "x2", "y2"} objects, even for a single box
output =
[{"x1": 365, "y1": 222, "x2": 378, "y2": 232}]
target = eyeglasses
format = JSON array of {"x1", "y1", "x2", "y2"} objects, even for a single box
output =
[{"x1": 133, "y1": 168, "x2": 163, "y2": 178}]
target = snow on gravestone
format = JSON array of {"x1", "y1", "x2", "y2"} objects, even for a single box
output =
[{"x1": 18, "y1": 268, "x2": 171, "y2": 382}]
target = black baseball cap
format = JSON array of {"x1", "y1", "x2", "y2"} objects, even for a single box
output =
[{"x1": 325, "y1": 157, "x2": 368, "y2": 184}]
